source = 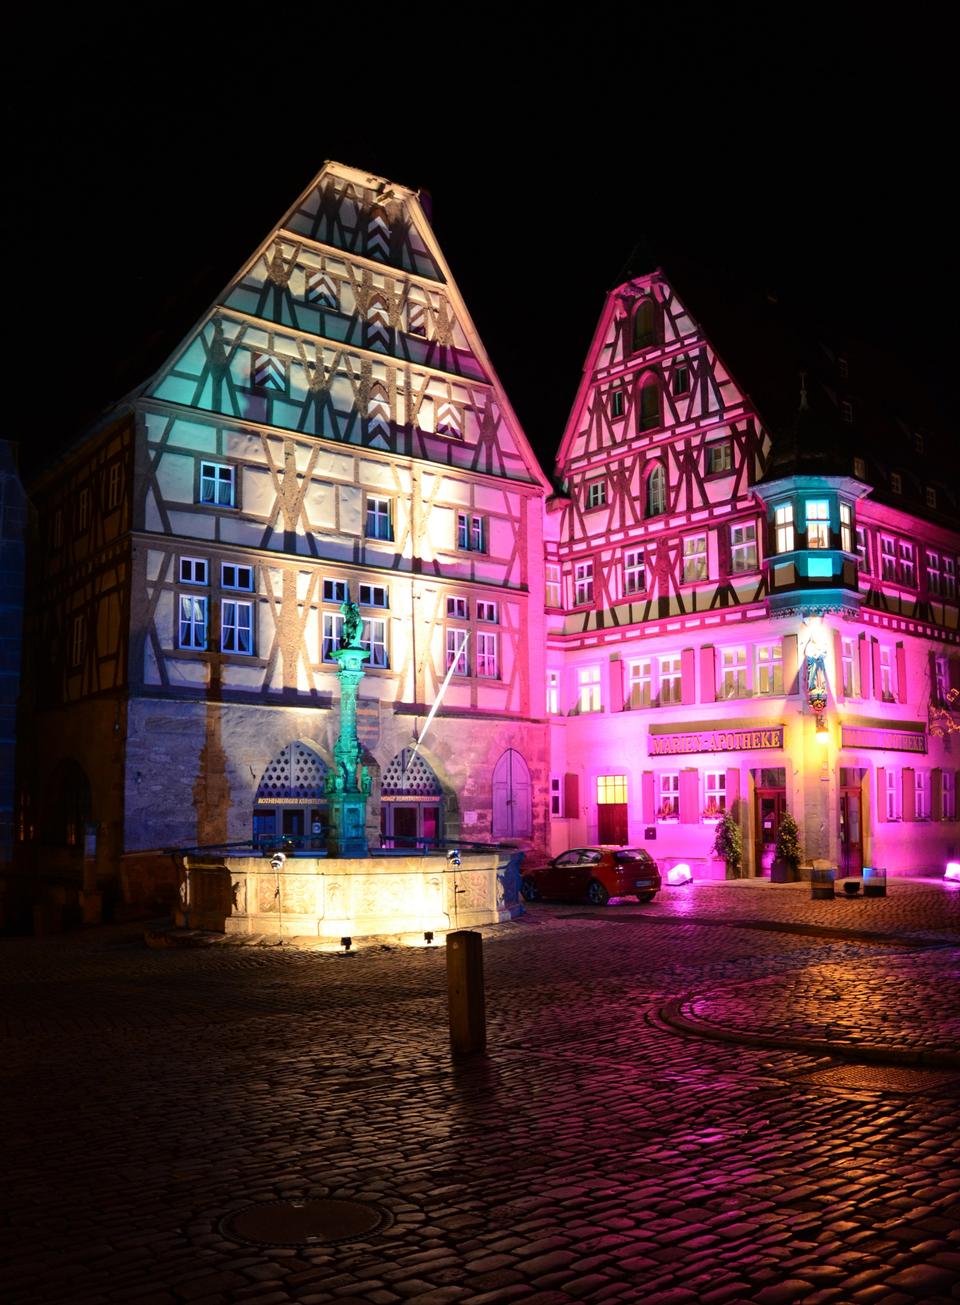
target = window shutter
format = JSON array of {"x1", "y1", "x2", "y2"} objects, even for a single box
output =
[
  {"x1": 929, "y1": 651, "x2": 940, "y2": 703},
  {"x1": 681, "y1": 648, "x2": 696, "y2": 706},
  {"x1": 932, "y1": 768, "x2": 943, "y2": 822},
  {"x1": 902, "y1": 767, "x2": 916, "y2": 822},
  {"x1": 700, "y1": 646, "x2": 716, "y2": 703},
  {"x1": 949, "y1": 656, "x2": 960, "y2": 695},
  {"x1": 679, "y1": 769, "x2": 699, "y2": 824},
  {"x1": 871, "y1": 639, "x2": 882, "y2": 700},
  {"x1": 896, "y1": 642, "x2": 908, "y2": 705},
  {"x1": 725, "y1": 768, "x2": 740, "y2": 817},
  {"x1": 563, "y1": 772, "x2": 579, "y2": 816},
  {"x1": 641, "y1": 771, "x2": 655, "y2": 824},
  {"x1": 609, "y1": 656, "x2": 624, "y2": 713},
  {"x1": 859, "y1": 634, "x2": 871, "y2": 702},
  {"x1": 833, "y1": 630, "x2": 845, "y2": 704},
  {"x1": 876, "y1": 766, "x2": 887, "y2": 822},
  {"x1": 783, "y1": 633, "x2": 799, "y2": 696}
]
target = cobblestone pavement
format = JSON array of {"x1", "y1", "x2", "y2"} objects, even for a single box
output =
[{"x1": 3, "y1": 879, "x2": 959, "y2": 1304}]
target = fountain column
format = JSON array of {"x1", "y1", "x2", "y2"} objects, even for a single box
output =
[{"x1": 325, "y1": 601, "x2": 371, "y2": 857}]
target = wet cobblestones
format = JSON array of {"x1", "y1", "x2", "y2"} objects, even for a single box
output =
[{"x1": 2, "y1": 879, "x2": 958, "y2": 1302}]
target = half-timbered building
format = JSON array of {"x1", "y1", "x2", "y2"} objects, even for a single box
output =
[{"x1": 546, "y1": 256, "x2": 960, "y2": 878}]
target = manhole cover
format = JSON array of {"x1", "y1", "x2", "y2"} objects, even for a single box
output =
[
  {"x1": 222, "y1": 1198, "x2": 390, "y2": 1247},
  {"x1": 800, "y1": 1064, "x2": 960, "y2": 1094}
]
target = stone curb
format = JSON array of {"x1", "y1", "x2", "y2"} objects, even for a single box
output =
[{"x1": 659, "y1": 996, "x2": 960, "y2": 1070}]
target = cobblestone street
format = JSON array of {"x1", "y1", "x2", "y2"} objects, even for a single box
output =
[{"x1": 3, "y1": 879, "x2": 960, "y2": 1304}]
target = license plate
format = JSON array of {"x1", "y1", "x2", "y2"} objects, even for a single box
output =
[{"x1": 634, "y1": 880, "x2": 653, "y2": 888}]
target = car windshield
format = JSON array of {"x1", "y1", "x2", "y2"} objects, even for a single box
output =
[{"x1": 613, "y1": 849, "x2": 652, "y2": 864}]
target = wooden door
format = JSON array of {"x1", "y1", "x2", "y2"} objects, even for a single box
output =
[
  {"x1": 755, "y1": 791, "x2": 785, "y2": 876},
  {"x1": 839, "y1": 790, "x2": 862, "y2": 875}
]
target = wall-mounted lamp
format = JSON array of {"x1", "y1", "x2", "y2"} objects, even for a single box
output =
[
  {"x1": 340, "y1": 936, "x2": 353, "y2": 953},
  {"x1": 815, "y1": 714, "x2": 829, "y2": 743},
  {"x1": 423, "y1": 930, "x2": 435, "y2": 945},
  {"x1": 945, "y1": 862, "x2": 960, "y2": 884}
]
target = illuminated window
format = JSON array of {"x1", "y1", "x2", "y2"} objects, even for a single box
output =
[
  {"x1": 610, "y1": 388, "x2": 624, "y2": 418},
  {"x1": 646, "y1": 463, "x2": 666, "y2": 516},
  {"x1": 199, "y1": 462, "x2": 235, "y2": 507},
  {"x1": 416, "y1": 396, "x2": 436, "y2": 432},
  {"x1": 221, "y1": 600, "x2": 254, "y2": 654},
  {"x1": 457, "y1": 512, "x2": 487, "y2": 552},
  {"x1": 943, "y1": 771, "x2": 956, "y2": 820},
  {"x1": 322, "y1": 611, "x2": 345, "y2": 659},
  {"x1": 720, "y1": 646, "x2": 748, "y2": 699},
  {"x1": 853, "y1": 456, "x2": 866, "y2": 479},
  {"x1": 637, "y1": 373, "x2": 660, "y2": 432},
  {"x1": 476, "y1": 632, "x2": 498, "y2": 678},
  {"x1": 577, "y1": 665, "x2": 602, "y2": 713},
  {"x1": 898, "y1": 541, "x2": 915, "y2": 587},
  {"x1": 366, "y1": 496, "x2": 393, "y2": 541},
  {"x1": 359, "y1": 584, "x2": 388, "y2": 607},
  {"x1": 927, "y1": 552, "x2": 942, "y2": 597},
  {"x1": 361, "y1": 617, "x2": 388, "y2": 668},
  {"x1": 546, "y1": 669, "x2": 560, "y2": 714},
  {"x1": 682, "y1": 534, "x2": 708, "y2": 583},
  {"x1": 755, "y1": 644, "x2": 783, "y2": 695},
  {"x1": 840, "y1": 503, "x2": 853, "y2": 553},
  {"x1": 915, "y1": 770, "x2": 930, "y2": 820},
  {"x1": 706, "y1": 441, "x2": 732, "y2": 475},
  {"x1": 179, "y1": 595, "x2": 207, "y2": 650},
  {"x1": 884, "y1": 767, "x2": 901, "y2": 820},
  {"x1": 704, "y1": 771, "x2": 726, "y2": 819},
  {"x1": 730, "y1": 522, "x2": 758, "y2": 573},
  {"x1": 597, "y1": 774, "x2": 628, "y2": 804},
  {"x1": 944, "y1": 557, "x2": 956, "y2": 600},
  {"x1": 447, "y1": 595, "x2": 468, "y2": 619},
  {"x1": 806, "y1": 500, "x2": 830, "y2": 549},
  {"x1": 222, "y1": 563, "x2": 254, "y2": 591},
  {"x1": 890, "y1": 472, "x2": 902, "y2": 494},
  {"x1": 658, "y1": 772, "x2": 679, "y2": 820},
  {"x1": 586, "y1": 479, "x2": 607, "y2": 510},
  {"x1": 446, "y1": 627, "x2": 468, "y2": 675},
  {"x1": 879, "y1": 646, "x2": 896, "y2": 701},
  {"x1": 632, "y1": 298, "x2": 657, "y2": 350},
  {"x1": 672, "y1": 364, "x2": 690, "y2": 396},
  {"x1": 775, "y1": 503, "x2": 795, "y2": 553},
  {"x1": 323, "y1": 579, "x2": 348, "y2": 604},
  {"x1": 841, "y1": 637, "x2": 861, "y2": 698},
  {"x1": 628, "y1": 658, "x2": 652, "y2": 708},
  {"x1": 856, "y1": 526, "x2": 870, "y2": 573},
  {"x1": 476, "y1": 600, "x2": 498, "y2": 623},
  {"x1": 880, "y1": 536, "x2": 897, "y2": 581},
  {"x1": 623, "y1": 548, "x2": 645, "y2": 594},
  {"x1": 179, "y1": 557, "x2": 208, "y2": 586},
  {"x1": 574, "y1": 561, "x2": 594, "y2": 607},
  {"x1": 659, "y1": 654, "x2": 682, "y2": 705},
  {"x1": 546, "y1": 563, "x2": 562, "y2": 608}
]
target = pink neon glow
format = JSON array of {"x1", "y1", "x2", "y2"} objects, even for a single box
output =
[
  {"x1": 945, "y1": 862, "x2": 960, "y2": 883},
  {"x1": 667, "y1": 863, "x2": 693, "y2": 885}
]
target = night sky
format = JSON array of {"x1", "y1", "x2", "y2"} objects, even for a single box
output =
[{"x1": 7, "y1": 11, "x2": 953, "y2": 480}]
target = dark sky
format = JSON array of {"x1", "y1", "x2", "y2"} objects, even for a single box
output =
[{"x1": 6, "y1": 10, "x2": 953, "y2": 479}]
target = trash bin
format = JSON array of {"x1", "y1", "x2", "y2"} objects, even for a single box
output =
[
  {"x1": 862, "y1": 866, "x2": 887, "y2": 898},
  {"x1": 811, "y1": 867, "x2": 836, "y2": 900}
]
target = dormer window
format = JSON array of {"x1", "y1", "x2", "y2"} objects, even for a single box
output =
[
  {"x1": 631, "y1": 297, "x2": 658, "y2": 351},
  {"x1": 840, "y1": 502, "x2": 853, "y2": 553},
  {"x1": 853, "y1": 456, "x2": 866, "y2": 479},
  {"x1": 637, "y1": 372, "x2": 660, "y2": 432},
  {"x1": 774, "y1": 503, "x2": 795, "y2": 553},
  {"x1": 806, "y1": 500, "x2": 830, "y2": 549}
]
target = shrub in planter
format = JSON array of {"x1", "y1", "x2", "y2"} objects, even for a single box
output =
[
  {"x1": 772, "y1": 813, "x2": 802, "y2": 881},
  {"x1": 712, "y1": 810, "x2": 743, "y2": 879}
]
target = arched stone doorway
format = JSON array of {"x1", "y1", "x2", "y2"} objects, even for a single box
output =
[
  {"x1": 492, "y1": 748, "x2": 532, "y2": 840},
  {"x1": 253, "y1": 741, "x2": 329, "y2": 850},
  {"x1": 380, "y1": 748, "x2": 444, "y2": 849}
]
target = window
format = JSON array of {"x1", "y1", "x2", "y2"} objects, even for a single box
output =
[
  {"x1": 586, "y1": 479, "x2": 607, "y2": 510},
  {"x1": 366, "y1": 496, "x2": 393, "y2": 541},
  {"x1": 546, "y1": 669, "x2": 560, "y2": 714},
  {"x1": 856, "y1": 526, "x2": 870, "y2": 573},
  {"x1": 898, "y1": 541, "x2": 916, "y2": 587},
  {"x1": 838, "y1": 355, "x2": 849, "y2": 381},
  {"x1": 943, "y1": 771, "x2": 956, "y2": 821},
  {"x1": 77, "y1": 489, "x2": 91, "y2": 532},
  {"x1": 69, "y1": 615, "x2": 85, "y2": 667},
  {"x1": 180, "y1": 557, "x2": 208, "y2": 585},
  {"x1": 457, "y1": 512, "x2": 487, "y2": 552},
  {"x1": 107, "y1": 462, "x2": 122, "y2": 510},
  {"x1": 853, "y1": 457, "x2": 866, "y2": 479},
  {"x1": 879, "y1": 645, "x2": 896, "y2": 701},
  {"x1": 632, "y1": 298, "x2": 657, "y2": 350},
  {"x1": 775, "y1": 503, "x2": 795, "y2": 553},
  {"x1": 574, "y1": 561, "x2": 594, "y2": 607},
  {"x1": 323, "y1": 579, "x2": 349, "y2": 604},
  {"x1": 407, "y1": 298, "x2": 428, "y2": 337},
  {"x1": 927, "y1": 552, "x2": 942, "y2": 597},
  {"x1": 252, "y1": 352, "x2": 286, "y2": 393},
  {"x1": 944, "y1": 557, "x2": 957, "y2": 600},
  {"x1": 597, "y1": 774, "x2": 627, "y2": 804},
  {"x1": 623, "y1": 548, "x2": 645, "y2": 595},
  {"x1": 880, "y1": 536, "x2": 897, "y2": 581},
  {"x1": 841, "y1": 400, "x2": 854, "y2": 424},
  {"x1": 926, "y1": 486, "x2": 937, "y2": 509},
  {"x1": 628, "y1": 658, "x2": 652, "y2": 708},
  {"x1": 446, "y1": 627, "x2": 469, "y2": 675},
  {"x1": 322, "y1": 611, "x2": 344, "y2": 660},
  {"x1": 840, "y1": 503, "x2": 853, "y2": 553},
  {"x1": 361, "y1": 617, "x2": 388, "y2": 668},
  {"x1": 890, "y1": 472, "x2": 902, "y2": 494},
  {"x1": 806, "y1": 500, "x2": 830, "y2": 549},
  {"x1": 705, "y1": 441, "x2": 732, "y2": 475},
  {"x1": 359, "y1": 584, "x2": 388, "y2": 607},
  {"x1": 914, "y1": 433, "x2": 925, "y2": 455},
  {"x1": 550, "y1": 775, "x2": 564, "y2": 817},
  {"x1": 730, "y1": 522, "x2": 758, "y2": 573},
  {"x1": 546, "y1": 563, "x2": 562, "y2": 608},
  {"x1": 179, "y1": 595, "x2": 207, "y2": 650},
  {"x1": 199, "y1": 462, "x2": 236, "y2": 507},
  {"x1": 659, "y1": 654, "x2": 681, "y2": 705},
  {"x1": 672, "y1": 364, "x2": 690, "y2": 396},
  {"x1": 841, "y1": 637, "x2": 860, "y2": 698},
  {"x1": 915, "y1": 770, "x2": 930, "y2": 820},
  {"x1": 610, "y1": 388, "x2": 624, "y2": 418},
  {"x1": 658, "y1": 772, "x2": 679, "y2": 820},
  {"x1": 933, "y1": 654, "x2": 949, "y2": 703},
  {"x1": 756, "y1": 644, "x2": 783, "y2": 695},
  {"x1": 476, "y1": 631, "x2": 498, "y2": 678},
  {"x1": 305, "y1": 268, "x2": 338, "y2": 308},
  {"x1": 704, "y1": 771, "x2": 726, "y2": 820},
  {"x1": 447, "y1": 595, "x2": 468, "y2": 619},
  {"x1": 436, "y1": 401, "x2": 463, "y2": 439},
  {"x1": 645, "y1": 463, "x2": 666, "y2": 516},
  {"x1": 222, "y1": 562, "x2": 254, "y2": 591},
  {"x1": 476, "y1": 600, "x2": 498, "y2": 622},
  {"x1": 221, "y1": 600, "x2": 254, "y2": 654},
  {"x1": 682, "y1": 534, "x2": 707, "y2": 583},
  {"x1": 637, "y1": 373, "x2": 660, "y2": 431},
  {"x1": 720, "y1": 646, "x2": 747, "y2": 699},
  {"x1": 577, "y1": 665, "x2": 602, "y2": 713},
  {"x1": 884, "y1": 767, "x2": 901, "y2": 821}
]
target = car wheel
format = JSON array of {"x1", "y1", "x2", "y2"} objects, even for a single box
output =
[
  {"x1": 587, "y1": 879, "x2": 609, "y2": 906},
  {"x1": 637, "y1": 892, "x2": 656, "y2": 903},
  {"x1": 519, "y1": 878, "x2": 540, "y2": 902}
]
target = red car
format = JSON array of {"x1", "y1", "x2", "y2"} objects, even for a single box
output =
[{"x1": 520, "y1": 846, "x2": 661, "y2": 906}]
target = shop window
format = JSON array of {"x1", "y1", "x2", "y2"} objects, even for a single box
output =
[
  {"x1": 221, "y1": 600, "x2": 254, "y2": 654},
  {"x1": 476, "y1": 631, "x2": 498, "y2": 678},
  {"x1": 720, "y1": 646, "x2": 748, "y2": 699},
  {"x1": 546, "y1": 563, "x2": 562, "y2": 608},
  {"x1": 730, "y1": 522, "x2": 758, "y2": 573},
  {"x1": 915, "y1": 770, "x2": 931, "y2": 820},
  {"x1": 840, "y1": 503, "x2": 853, "y2": 553},
  {"x1": 658, "y1": 654, "x2": 682, "y2": 705},
  {"x1": 755, "y1": 644, "x2": 783, "y2": 695},
  {"x1": 623, "y1": 547, "x2": 646, "y2": 594},
  {"x1": 586, "y1": 479, "x2": 607, "y2": 510},
  {"x1": 627, "y1": 658, "x2": 652, "y2": 709},
  {"x1": 322, "y1": 611, "x2": 345, "y2": 659},
  {"x1": 775, "y1": 503, "x2": 795, "y2": 553},
  {"x1": 446, "y1": 627, "x2": 469, "y2": 675},
  {"x1": 179, "y1": 595, "x2": 207, "y2": 650},
  {"x1": 222, "y1": 563, "x2": 254, "y2": 591},
  {"x1": 180, "y1": 557, "x2": 208, "y2": 585},
  {"x1": 703, "y1": 771, "x2": 726, "y2": 821},
  {"x1": 574, "y1": 560, "x2": 594, "y2": 607},
  {"x1": 658, "y1": 772, "x2": 679, "y2": 820},
  {"x1": 884, "y1": 767, "x2": 901, "y2": 821},
  {"x1": 841, "y1": 637, "x2": 861, "y2": 698},
  {"x1": 546, "y1": 669, "x2": 560, "y2": 714},
  {"x1": 361, "y1": 617, "x2": 388, "y2": 668},
  {"x1": 806, "y1": 499, "x2": 830, "y2": 549},
  {"x1": 199, "y1": 461, "x2": 236, "y2": 507},
  {"x1": 366, "y1": 496, "x2": 393, "y2": 541},
  {"x1": 682, "y1": 534, "x2": 708, "y2": 583},
  {"x1": 705, "y1": 441, "x2": 732, "y2": 475},
  {"x1": 577, "y1": 665, "x2": 602, "y2": 713}
]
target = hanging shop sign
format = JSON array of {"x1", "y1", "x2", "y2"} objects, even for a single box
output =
[
  {"x1": 648, "y1": 726, "x2": 784, "y2": 756},
  {"x1": 840, "y1": 725, "x2": 926, "y2": 754}
]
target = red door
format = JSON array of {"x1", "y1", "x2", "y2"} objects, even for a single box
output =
[
  {"x1": 598, "y1": 803, "x2": 627, "y2": 845},
  {"x1": 839, "y1": 790, "x2": 862, "y2": 875}
]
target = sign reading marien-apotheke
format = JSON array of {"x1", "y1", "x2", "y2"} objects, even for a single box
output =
[
  {"x1": 840, "y1": 726, "x2": 926, "y2": 754},
  {"x1": 648, "y1": 727, "x2": 784, "y2": 756}
]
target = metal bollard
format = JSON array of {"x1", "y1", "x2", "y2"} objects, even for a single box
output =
[
  {"x1": 862, "y1": 866, "x2": 887, "y2": 898},
  {"x1": 811, "y1": 867, "x2": 836, "y2": 900},
  {"x1": 446, "y1": 929, "x2": 486, "y2": 1055}
]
